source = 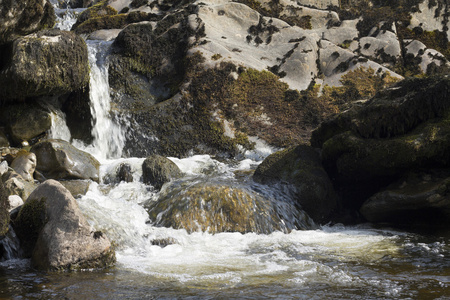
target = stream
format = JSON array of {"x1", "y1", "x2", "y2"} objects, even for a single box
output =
[{"x1": 0, "y1": 3, "x2": 449, "y2": 299}]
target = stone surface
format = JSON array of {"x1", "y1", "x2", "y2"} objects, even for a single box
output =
[
  {"x1": 2, "y1": 170, "x2": 37, "y2": 200},
  {"x1": 0, "y1": 177, "x2": 9, "y2": 238},
  {"x1": 0, "y1": 29, "x2": 89, "y2": 100},
  {"x1": 0, "y1": 103, "x2": 52, "y2": 144},
  {"x1": 7, "y1": 195, "x2": 24, "y2": 212},
  {"x1": 360, "y1": 171, "x2": 450, "y2": 225},
  {"x1": 142, "y1": 155, "x2": 182, "y2": 190},
  {"x1": 11, "y1": 152, "x2": 37, "y2": 182},
  {"x1": 31, "y1": 139, "x2": 100, "y2": 182},
  {"x1": 13, "y1": 180, "x2": 115, "y2": 270},
  {"x1": 0, "y1": 130, "x2": 9, "y2": 148},
  {"x1": 147, "y1": 180, "x2": 316, "y2": 234},
  {"x1": 253, "y1": 145, "x2": 338, "y2": 223},
  {"x1": 0, "y1": 0, "x2": 55, "y2": 44},
  {"x1": 59, "y1": 180, "x2": 91, "y2": 197}
]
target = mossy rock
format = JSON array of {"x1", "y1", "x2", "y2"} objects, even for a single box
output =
[
  {"x1": 0, "y1": 0, "x2": 56, "y2": 45},
  {"x1": 73, "y1": 11, "x2": 159, "y2": 35},
  {"x1": 0, "y1": 177, "x2": 10, "y2": 238},
  {"x1": 147, "y1": 180, "x2": 315, "y2": 234},
  {"x1": 0, "y1": 29, "x2": 89, "y2": 100},
  {"x1": 253, "y1": 145, "x2": 338, "y2": 223},
  {"x1": 71, "y1": 0, "x2": 118, "y2": 30},
  {"x1": 142, "y1": 155, "x2": 182, "y2": 190}
]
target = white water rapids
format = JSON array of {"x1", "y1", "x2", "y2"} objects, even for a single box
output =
[{"x1": 0, "y1": 7, "x2": 448, "y2": 299}]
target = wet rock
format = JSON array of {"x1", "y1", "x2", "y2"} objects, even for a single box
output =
[
  {"x1": 11, "y1": 152, "x2": 37, "y2": 182},
  {"x1": 253, "y1": 145, "x2": 338, "y2": 223},
  {"x1": 0, "y1": 0, "x2": 55, "y2": 45},
  {"x1": 72, "y1": 0, "x2": 118, "y2": 30},
  {"x1": 2, "y1": 170, "x2": 38, "y2": 200},
  {"x1": 59, "y1": 180, "x2": 91, "y2": 198},
  {"x1": 117, "y1": 163, "x2": 133, "y2": 183},
  {"x1": 0, "y1": 103, "x2": 52, "y2": 144},
  {"x1": 147, "y1": 180, "x2": 316, "y2": 234},
  {"x1": 13, "y1": 180, "x2": 115, "y2": 270},
  {"x1": 142, "y1": 155, "x2": 182, "y2": 190},
  {"x1": 360, "y1": 171, "x2": 450, "y2": 225},
  {"x1": 0, "y1": 29, "x2": 90, "y2": 100},
  {"x1": 31, "y1": 139, "x2": 100, "y2": 182}
]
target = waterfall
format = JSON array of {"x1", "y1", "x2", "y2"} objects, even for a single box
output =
[
  {"x1": 0, "y1": 226, "x2": 23, "y2": 261},
  {"x1": 86, "y1": 40, "x2": 126, "y2": 160}
]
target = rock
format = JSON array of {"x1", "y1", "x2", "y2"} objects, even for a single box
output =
[
  {"x1": 142, "y1": 155, "x2": 182, "y2": 190},
  {"x1": 13, "y1": 180, "x2": 115, "y2": 270},
  {"x1": 31, "y1": 139, "x2": 100, "y2": 182},
  {"x1": 8, "y1": 195, "x2": 24, "y2": 212},
  {"x1": 0, "y1": 0, "x2": 56, "y2": 45},
  {"x1": 59, "y1": 180, "x2": 91, "y2": 197},
  {"x1": 2, "y1": 170, "x2": 38, "y2": 200},
  {"x1": 11, "y1": 152, "x2": 37, "y2": 182},
  {"x1": 0, "y1": 29, "x2": 90, "y2": 100},
  {"x1": 0, "y1": 103, "x2": 52, "y2": 144},
  {"x1": 409, "y1": 0, "x2": 450, "y2": 40},
  {"x1": 72, "y1": 0, "x2": 118, "y2": 30},
  {"x1": 0, "y1": 177, "x2": 9, "y2": 238},
  {"x1": 117, "y1": 163, "x2": 133, "y2": 183},
  {"x1": 253, "y1": 145, "x2": 338, "y2": 223},
  {"x1": 0, "y1": 161, "x2": 8, "y2": 176},
  {"x1": 147, "y1": 180, "x2": 316, "y2": 234},
  {"x1": 359, "y1": 28, "x2": 401, "y2": 67},
  {"x1": 360, "y1": 171, "x2": 450, "y2": 225},
  {"x1": 311, "y1": 75, "x2": 450, "y2": 210}
]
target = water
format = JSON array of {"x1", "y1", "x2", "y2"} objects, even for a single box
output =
[{"x1": 1, "y1": 3, "x2": 449, "y2": 299}]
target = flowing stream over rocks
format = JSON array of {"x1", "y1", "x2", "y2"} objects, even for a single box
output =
[{"x1": 1, "y1": 4, "x2": 449, "y2": 299}]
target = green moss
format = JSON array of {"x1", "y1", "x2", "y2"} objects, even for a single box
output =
[
  {"x1": 72, "y1": 0, "x2": 118, "y2": 30},
  {"x1": 211, "y1": 53, "x2": 222, "y2": 60},
  {"x1": 13, "y1": 197, "x2": 48, "y2": 257}
]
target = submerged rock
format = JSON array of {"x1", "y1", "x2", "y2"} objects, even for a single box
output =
[
  {"x1": 360, "y1": 171, "x2": 450, "y2": 225},
  {"x1": 142, "y1": 155, "x2": 182, "y2": 190},
  {"x1": 31, "y1": 139, "x2": 100, "y2": 182},
  {"x1": 13, "y1": 180, "x2": 115, "y2": 270},
  {"x1": 253, "y1": 145, "x2": 338, "y2": 223},
  {"x1": 0, "y1": 29, "x2": 89, "y2": 100},
  {"x1": 147, "y1": 180, "x2": 316, "y2": 234}
]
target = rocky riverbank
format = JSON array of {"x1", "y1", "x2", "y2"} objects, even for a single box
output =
[{"x1": 1, "y1": 0, "x2": 450, "y2": 268}]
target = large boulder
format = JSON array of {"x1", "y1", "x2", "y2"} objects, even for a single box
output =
[
  {"x1": 0, "y1": 29, "x2": 89, "y2": 100},
  {"x1": 360, "y1": 171, "x2": 450, "y2": 225},
  {"x1": 142, "y1": 155, "x2": 182, "y2": 190},
  {"x1": 253, "y1": 145, "x2": 338, "y2": 223},
  {"x1": 0, "y1": 0, "x2": 55, "y2": 45},
  {"x1": 147, "y1": 180, "x2": 316, "y2": 234},
  {"x1": 311, "y1": 75, "x2": 450, "y2": 213},
  {"x1": 13, "y1": 180, "x2": 115, "y2": 270},
  {"x1": 31, "y1": 139, "x2": 100, "y2": 182},
  {"x1": 0, "y1": 102, "x2": 52, "y2": 144}
]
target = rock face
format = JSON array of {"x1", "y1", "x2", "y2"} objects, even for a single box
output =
[
  {"x1": 31, "y1": 139, "x2": 100, "y2": 182},
  {"x1": 13, "y1": 180, "x2": 115, "y2": 270},
  {"x1": 311, "y1": 75, "x2": 450, "y2": 222},
  {"x1": 142, "y1": 155, "x2": 182, "y2": 190},
  {"x1": 0, "y1": 0, "x2": 56, "y2": 45},
  {"x1": 360, "y1": 171, "x2": 450, "y2": 225},
  {"x1": 147, "y1": 180, "x2": 316, "y2": 234},
  {"x1": 253, "y1": 145, "x2": 338, "y2": 223},
  {"x1": 0, "y1": 29, "x2": 89, "y2": 100}
]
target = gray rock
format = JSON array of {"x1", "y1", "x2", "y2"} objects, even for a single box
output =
[
  {"x1": 0, "y1": 177, "x2": 9, "y2": 237},
  {"x1": 2, "y1": 170, "x2": 38, "y2": 200},
  {"x1": 14, "y1": 180, "x2": 115, "y2": 270},
  {"x1": 0, "y1": 0, "x2": 55, "y2": 45},
  {"x1": 7, "y1": 195, "x2": 23, "y2": 212},
  {"x1": 142, "y1": 155, "x2": 182, "y2": 190},
  {"x1": 11, "y1": 152, "x2": 37, "y2": 182},
  {"x1": 253, "y1": 145, "x2": 338, "y2": 223},
  {"x1": 0, "y1": 29, "x2": 90, "y2": 100},
  {"x1": 59, "y1": 180, "x2": 91, "y2": 198},
  {"x1": 359, "y1": 29, "x2": 401, "y2": 67},
  {"x1": 360, "y1": 171, "x2": 450, "y2": 224},
  {"x1": 31, "y1": 139, "x2": 100, "y2": 182}
]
